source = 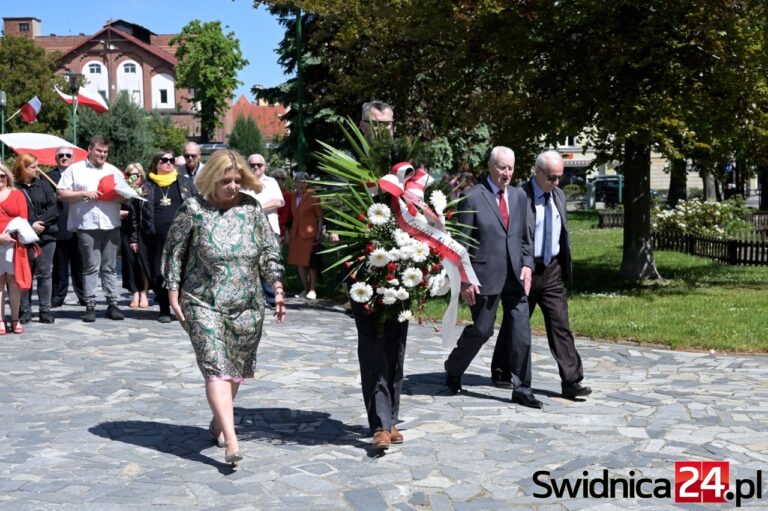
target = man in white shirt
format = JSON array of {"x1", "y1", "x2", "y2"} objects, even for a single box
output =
[
  {"x1": 245, "y1": 153, "x2": 284, "y2": 307},
  {"x1": 56, "y1": 136, "x2": 127, "y2": 322}
]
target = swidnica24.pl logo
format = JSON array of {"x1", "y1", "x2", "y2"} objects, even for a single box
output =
[{"x1": 532, "y1": 460, "x2": 763, "y2": 507}]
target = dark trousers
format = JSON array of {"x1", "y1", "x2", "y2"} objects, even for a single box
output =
[
  {"x1": 51, "y1": 235, "x2": 85, "y2": 306},
  {"x1": 352, "y1": 301, "x2": 409, "y2": 435},
  {"x1": 154, "y1": 277, "x2": 170, "y2": 316},
  {"x1": 445, "y1": 272, "x2": 533, "y2": 391},
  {"x1": 262, "y1": 281, "x2": 275, "y2": 307},
  {"x1": 492, "y1": 259, "x2": 583, "y2": 385},
  {"x1": 21, "y1": 241, "x2": 56, "y2": 313}
]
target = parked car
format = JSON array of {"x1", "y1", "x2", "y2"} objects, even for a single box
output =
[{"x1": 592, "y1": 175, "x2": 624, "y2": 206}]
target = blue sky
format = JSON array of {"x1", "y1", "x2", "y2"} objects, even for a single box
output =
[{"x1": 3, "y1": 0, "x2": 292, "y2": 100}]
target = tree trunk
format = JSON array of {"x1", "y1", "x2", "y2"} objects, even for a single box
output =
[
  {"x1": 759, "y1": 166, "x2": 768, "y2": 210},
  {"x1": 667, "y1": 158, "x2": 687, "y2": 207},
  {"x1": 619, "y1": 139, "x2": 662, "y2": 281},
  {"x1": 703, "y1": 172, "x2": 717, "y2": 202}
]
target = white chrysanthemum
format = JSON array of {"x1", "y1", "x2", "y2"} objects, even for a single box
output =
[
  {"x1": 395, "y1": 287, "x2": 410, "y2": 300},
  {"x1": 349, "y1": 282, "x2": 373, "y2": 303},
  {"x1": 401, "y1": 267, "x2": 423, "y2": 288},
  {"x1": 381, "y1": 288, "x2": 398, "y2": 305},
  {"x1": 428, "y1": 270, "x2": 451, "y2": 297},
  {"x1": 388, "y1": 248, "x2": 402, "y2": 261},
  {"x1": 367, "y1": 203, "x2": 391, "y2": 225},
  {"x1": 399, "y1": 244, "x2": 415, "y2": 261},
  {"x1": 393, "y1": 229, "x2": 414, "y2": 247},
  {"x1": 368, "y1": 248, "x2": 391, "y2": 267},
  {"x1": 410, "y1": 241, "x2": 430, "y2": 263},
  {"x1": 376, "y1": 287, "x2": 387, "y2": 295},
  {"x1": 387, "y1": 278, "x2": 400, "y2": 287},
  {"x1": 430, "y1": 190, "x2": 447, "y2": 214},
  {"x1": 398, "y1": 310, "x2": 413, "y2": 323}
]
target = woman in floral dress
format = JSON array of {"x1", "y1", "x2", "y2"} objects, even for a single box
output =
[{"x1": 162, "y1": 149, "x2": 285, "y2": 467}]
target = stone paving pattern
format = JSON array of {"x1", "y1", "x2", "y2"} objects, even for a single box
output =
[{"x1": 1, "y1": 294, "x2": 766, "y2": 510}]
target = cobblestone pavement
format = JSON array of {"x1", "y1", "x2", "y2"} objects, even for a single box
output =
[{"x1": 1, "y1": 294, "x2": 766, "y2": 510}]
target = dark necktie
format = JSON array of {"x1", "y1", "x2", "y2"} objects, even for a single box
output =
[
  {"x1": 543, "y1": 192, "x2": 552, "y2": 264},
  {"x1": 498, "y1": 189, "x2": 508, "y2": 230}
]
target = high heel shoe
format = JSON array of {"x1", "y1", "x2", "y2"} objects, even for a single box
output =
[
  {"x1": 208, "y1": 420, "x2": 226, "y2": 448},
  {"x1": 224, "y1": 450, "x2": 243, "y2": 467},
  {"x1": 10, "y1": 320, "x2": 23, "y2": 335}
]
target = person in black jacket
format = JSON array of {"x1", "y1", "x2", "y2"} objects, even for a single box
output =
[
  {"x1": 121, "y1": 163, "x2": 150, "y2": 309},
  {"x1": 49, "y1": 149, "x2": 85, "y2": 308},
  {"x1": 12, "y1": 154, "x2": 59, "y2": 324},
  {"x1": 138, "y1": 150, "x2": 198, "y2": 322}
]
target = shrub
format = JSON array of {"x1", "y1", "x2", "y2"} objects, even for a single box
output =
[
  {"x1": 653, "y1": 198, "x2": 751, "y2": 237},
  {"x1": 562, "y1": 184, "x2": 585, "y2": 198}
]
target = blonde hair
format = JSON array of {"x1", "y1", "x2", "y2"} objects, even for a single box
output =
[
  {"x1": 124, "y1": 162, "x2": 146, "y2": 181},
  {"x1": 0, "y1": 162, "x2": 14, "y2": 187},
  {"x1": 195, "y1": 149, "x2": 262, "y2": 200},
  {"x1": 11, "y1": 153, "x2": 36, "y2": 184}
]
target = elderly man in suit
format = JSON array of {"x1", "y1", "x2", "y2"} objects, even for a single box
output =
[
  {"x1": 444, "y1": 146, "x2": 542, "y2": 409},
  {"x1": 491, "y1": 150, "x2": 591, "y2": 399}
]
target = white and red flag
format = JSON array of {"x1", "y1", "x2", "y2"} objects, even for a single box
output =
[
  {"x1": 19, "y1": 96, "x2": 42, "y2": 123},
  {"x1": 54, "y1": 85, "x2": 109, "y2": 113}
]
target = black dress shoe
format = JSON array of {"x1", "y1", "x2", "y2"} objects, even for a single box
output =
[
  {"x1": 562, "y1": 383, "x2": 592, "y2": 399},
  {"x1": 445, "y1": 372, "x2": 462, "y2": 395},
  {"x1": 39, "y1": 311, "x2": 55, "y2": 324},
  {"x1": 511, "y1": 391, "x2": 543, "y2": 409}
]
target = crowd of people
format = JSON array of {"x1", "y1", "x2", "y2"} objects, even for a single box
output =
[{"x1": 0, "y1": 104, "x2": 591, "y2": 466}]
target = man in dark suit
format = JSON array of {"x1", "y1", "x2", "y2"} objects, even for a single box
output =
[
  {"x1": 350, "y1": 100, "x2": 408, "y2": 451},
  {"x1": 49, "y1": 147, "x2": 85, "y2": 308},
  {"x1": 491, "y1": 150, "x2": 591, "y2": 399},
  {"x1": 443, "y1": 146, "x2": 543, "y2": 409}
]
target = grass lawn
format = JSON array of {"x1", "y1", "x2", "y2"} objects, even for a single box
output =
[
  {"x1": 419, "y1": 211, "x2": 768, "y2": 353},
  {"x1": 308, "y1": 211, "x2": 768, "y2": 353}
]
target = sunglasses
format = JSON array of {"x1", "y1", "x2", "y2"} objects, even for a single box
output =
[
  {"x1": 57, "y1": 153, "x2": 72, "y2": 159},
  {"x1": 184, "y1": 153, "x2": 199, "y2": 158},
  {"x1": 543, "y1": 174, "x2": 561, "y2": 183},
  {"x1": 159, "y1": 157, "x2": 175, "y2": 164},
  {"x1": 126, "y1": 173, "x2": 141, "y2": 178},
  {"x1": 249, "y1": 163, "x2": 265, "y2": 169}
]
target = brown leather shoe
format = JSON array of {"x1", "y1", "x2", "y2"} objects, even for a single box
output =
[
  {"x1": 372, "y1": 431, "x2": 391, "y2": 451},
  {"x1": 389, "y1": 426, "x2": 403, "y2": 444}
]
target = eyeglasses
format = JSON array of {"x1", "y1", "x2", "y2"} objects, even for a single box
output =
[
  {"x1": 184, "y1": 153, "x2": 200, "y2": 159},
  {"x1": 543, "y1": 174, "x2": 562, "y2": 183},
  {"x1": 125, "y1": 173, "x2": 141, "y2": 178},
  {"x1": 57, "y1": 153, "x2": 72, "y2": 159},
  {"x1": 159, "y1": 157, "x2": 175, "y2": 164},
  {"x1": 249, "y1": 163, "x2": 265, "y2": 169}
]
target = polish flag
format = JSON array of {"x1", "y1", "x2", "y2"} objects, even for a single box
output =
[
  {"x1": 54, "y1": 85, "x2": 109, "y2": 113},
  {"x1": 19, "y1": 96, "x2": 42, "y2": 123}
]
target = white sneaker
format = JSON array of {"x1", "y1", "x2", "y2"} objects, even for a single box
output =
[
  {"x1": 306, "y1": 290, "x2": 317, "y2": 300},
  {"x1": 294, "y1": 291, "x2": 307, "y2": 299}
]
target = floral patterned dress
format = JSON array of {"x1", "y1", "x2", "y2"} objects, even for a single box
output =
[{"x1": 161, "y1": 194, "x2": 283, "y2": 381}]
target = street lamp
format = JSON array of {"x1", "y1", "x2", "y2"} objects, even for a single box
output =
[
  {"x1": 0, "y1": 90, "x2": 6, "y2": 161},
  {"x1": 62, "y1": 71, "x2": 81, "y2": 146}
]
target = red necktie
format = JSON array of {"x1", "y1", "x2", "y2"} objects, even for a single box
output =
[{"x1": 498, "y1": 189, "x2": 508, "y2": 230}]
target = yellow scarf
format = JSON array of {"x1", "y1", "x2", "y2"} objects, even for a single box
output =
[{"x1": 148, "y1": 170, "x2": 178, "y2": 187}]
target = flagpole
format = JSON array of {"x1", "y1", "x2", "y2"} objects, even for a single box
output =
[
  {"x1": 0, "y1": 91, "x2": 5, "y2": 161},
  {"x1": 5, "y1": 107, "x2": 22, "y2": 123}
]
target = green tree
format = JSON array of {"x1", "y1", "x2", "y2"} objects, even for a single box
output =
[
  {"x1": 228, "y1": 114, "x2": 265, "y2": 157},
  {"x1": 170, "y1": 20, "x2": 248, "y2": 143},
  {"x1": 147, "y1": 113, "x2": 188, "y2": 156},
  {"x1": 77, "y1": 92, "x2": 152, "y2": 169},
  {"x1": 0, "y1": 35, "x2": 70, "y2": 137}
]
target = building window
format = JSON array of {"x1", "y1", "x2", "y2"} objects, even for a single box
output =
[
  {"x1": 88, "y1": 64, "x2": 101, "y2": 74},
  {"x1": 19, "y1": 23, "x2": 30, "y2": 32},
  {"x1": 159, "y1": 89, "x2": 168, "y2": 104},
  {"x1": 124, "y1": 63, "x2": 137, "y2": 74}
]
